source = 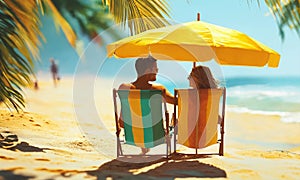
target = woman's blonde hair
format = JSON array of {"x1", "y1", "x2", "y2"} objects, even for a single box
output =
[{"x1": 190, "y1": 65, "x2": 218, "y2": 89}]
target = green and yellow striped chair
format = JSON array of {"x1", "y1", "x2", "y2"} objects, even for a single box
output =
[
  {"x1": 173, "y1": 88, "x2": 226, "y2": 156},
  {"x1": 113, "y1": 89, "x2": 170, "y2": 157}
]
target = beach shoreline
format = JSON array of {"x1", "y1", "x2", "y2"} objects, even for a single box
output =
[{"x1": 0, "y1": 77, "x2": 300, "y2": 179}]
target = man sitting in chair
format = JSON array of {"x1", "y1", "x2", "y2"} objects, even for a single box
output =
[{"x1": 119, "y1": 56, "x2": 177, "y2": 155}]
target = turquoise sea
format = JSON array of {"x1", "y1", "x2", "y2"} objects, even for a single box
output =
[
  {"x1": 157, "y1": 76, "x2": 300, "y2": 123},
  {"x1": 224, "y1": 76, "x2": 300, "y2": 123}
]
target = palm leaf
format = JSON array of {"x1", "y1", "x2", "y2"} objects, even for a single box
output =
[
  {"x1": 42, "y1": 0, "x2": 77, "y2": 47},
  {"x1": 250, "y1": 0, "x2": 300, "y2": 39},
  {"x1": 0, "y1": 0, "x2": 42, "y2": 111},
  {"x1": 49, "y1": 0, "x2": 117, "y2": 43},
  {"x1": 264, "y1": 0, "x2": 300, "y2": 39},
  {"x1": 103, "y1": 0, "x2": 170, "y2": 35}
]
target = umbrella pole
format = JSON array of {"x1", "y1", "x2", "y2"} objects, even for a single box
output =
[{"x1": 193, "y1": 13, "x2": 201, "y2": 68}]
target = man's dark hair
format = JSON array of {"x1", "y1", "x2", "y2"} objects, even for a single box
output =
[{"x1": 135, "y1": 56, "x2": 157, "y2": 77}]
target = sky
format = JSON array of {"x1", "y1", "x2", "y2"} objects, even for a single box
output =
[
  {"x1": 38, "y1": 0, "x2": 300, "y2": 79},
  {"x1": 168, "y1": 0, "x2": 300, "y2": 78}
]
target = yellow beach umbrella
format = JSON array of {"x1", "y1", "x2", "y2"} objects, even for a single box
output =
[{"x1": 107, "y1": 21, "x2": 280, "y2": 67}]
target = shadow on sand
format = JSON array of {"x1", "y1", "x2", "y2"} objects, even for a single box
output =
[
  {"x1": 87, "y1": 153, "x2": 227, "y2": 179},
  {"x1": 5, "y1": 141, "x2": 49, "y2": 152},
  {"x1": 0, "y1": 131, "x2": 50, "y2": 152},
  {"x1": 0, "y1": 170, "x2": 35, "y2": 180}
]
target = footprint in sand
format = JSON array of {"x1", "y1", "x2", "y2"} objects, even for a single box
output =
[
  {"x1": 29, "y1": 119, "x2": 41, "y2": 127},
  {"x1": 0, "y1": 155, "x2": 15, "y2": 160},
  {"x1": 5, "y1": 135, "x2": 18, "y2": 142},
  {"x1": 0, "y1": 131, "x2": 19, "y2": 148},
  {"x1": 35, "y1": 158, "x2": 50, "y2": 162}
]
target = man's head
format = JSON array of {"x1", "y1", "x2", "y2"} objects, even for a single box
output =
[{"x1": 135, "y1": 56, "x2": 158, "y2": 81}]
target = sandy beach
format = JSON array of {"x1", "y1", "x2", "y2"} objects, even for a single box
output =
[{"x1": 1, "y1": 77, "x2": 300, "y2": 179}]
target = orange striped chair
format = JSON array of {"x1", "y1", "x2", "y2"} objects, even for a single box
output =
[
  {"x1": 113, "y1": 89, "x2": 171, "y2": 157},
  {"x1": 173, "y1": 88, "x2": 226, "y2": 156}
]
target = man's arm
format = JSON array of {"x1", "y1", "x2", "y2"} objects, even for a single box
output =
[
  {"x1": 153, "y1": 84, "x2": 177, "y2": 105},
  {"x1": 164, "y1": 88, "x2": 178, "y2": 105}
]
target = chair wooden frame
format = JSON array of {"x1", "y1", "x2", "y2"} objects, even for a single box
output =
[
  {"x1": 113, "y1": 89, "x2": 171, "y2": 158},
  {"x1": 172, "y1": 87, "x2": 226, "y2": 156}
]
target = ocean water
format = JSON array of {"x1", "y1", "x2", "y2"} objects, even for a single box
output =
[
  {"x1": 224, "y1": 77, "x2": 300, "y2": 123},
  {"x1": 55, "y1": 68, "x2": 300, "y2": 123},
  {"x1": 159, "y1": 76, "x2": 300, "y2": 123}
]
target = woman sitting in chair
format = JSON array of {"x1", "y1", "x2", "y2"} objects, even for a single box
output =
[
  {"x1": 173, "y1": 65, "x2": 223, "y2": 152},
  {"x1": 187, "y1": 65, "x2": 224, "y2": 129}
]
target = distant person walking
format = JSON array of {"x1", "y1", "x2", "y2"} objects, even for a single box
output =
[
  {"x1": 34, "y1": 80, "x2": 39, "y2": 90},
  {"x1": 50, "y1": 58, "x2": 59, "y2": 87}
]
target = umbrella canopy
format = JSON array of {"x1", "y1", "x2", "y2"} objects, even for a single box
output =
[{"x1": 107, "y1": 21, "x2": 280, "y2": 67}]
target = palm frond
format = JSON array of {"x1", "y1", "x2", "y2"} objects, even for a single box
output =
[
  {"x1": 103, "y1": 0, "x2": 170, "y2": 35},
  {"x1": 265, "y1": 0, "x2": 300, "y2": 39},
  {"x1": 0, "y1": 0, "x2": 42, "y2": 111},
  {"x1": 45, "y1": 0, "x2": 116, "y2": 45},
  {"x1": 42, "y1": 0, "x2": 77, "y2": 47},
  {"x1": 249, "y1": 0, "x2": 300, "y2": 39}
]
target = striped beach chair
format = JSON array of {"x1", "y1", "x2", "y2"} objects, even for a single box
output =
[
  {"x1": 173, "y1": 88, "x2": 226, "y2": 156},
  {"x1": 113, "y1": 89, "x2": 170, "y2": 157}
]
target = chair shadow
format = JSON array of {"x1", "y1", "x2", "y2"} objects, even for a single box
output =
[
  {"x1": 0, "y1": 131, "x2": 50, "y2": 152},
  {"x1": 169, "y1": 152, "x2": 212, "y2": 160},
  {"x1": 6, "y1": 141, "x2": 50, "y2": 152},
  {"x1": 87, "y1": 153, "x2": 226, "y2": 179},
  {"x1": 0, "y1": 170, "x2": 35, "y2": 180}
]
